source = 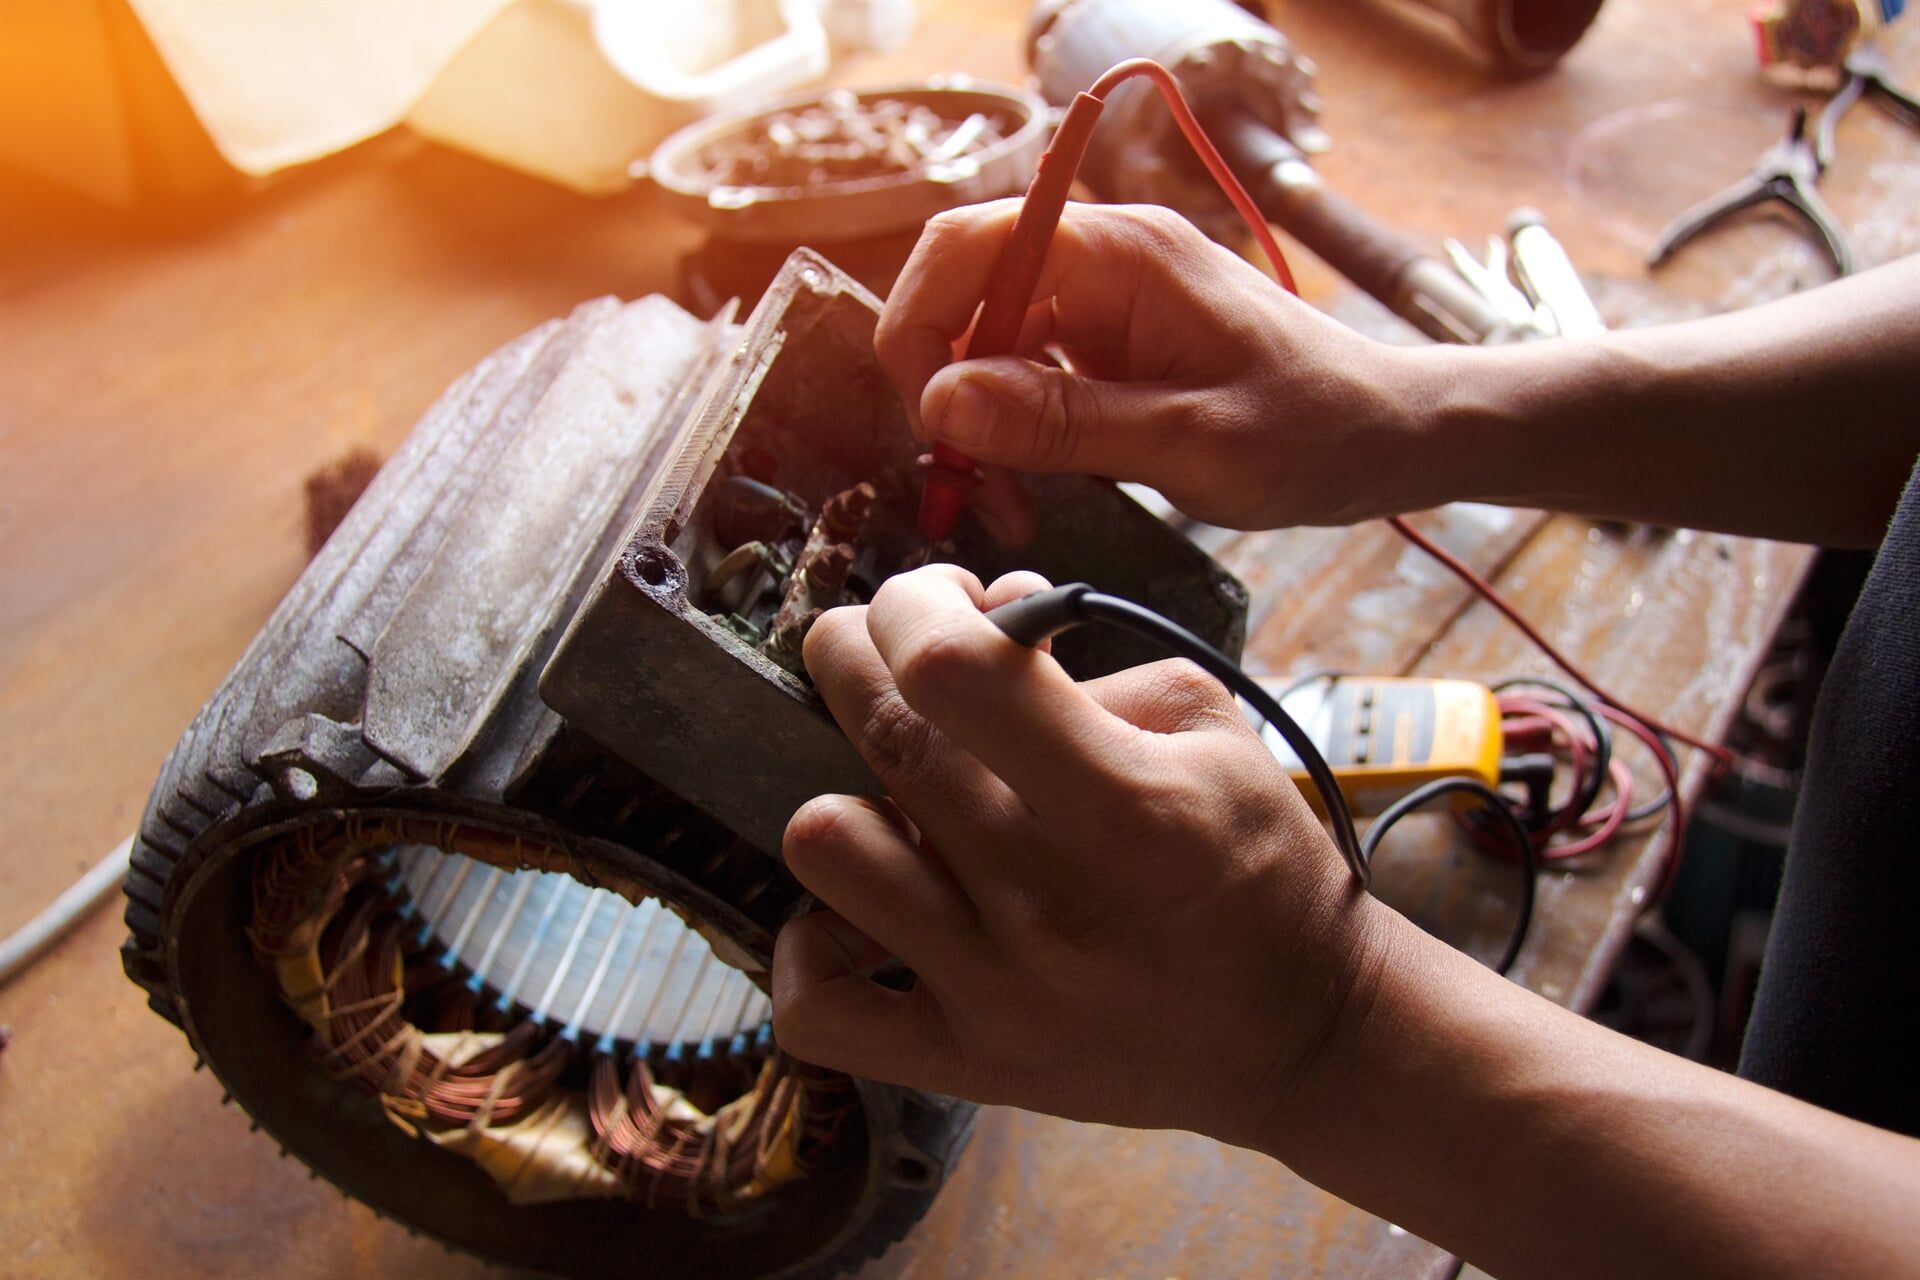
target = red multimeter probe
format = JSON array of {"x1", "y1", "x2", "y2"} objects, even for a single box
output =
[{"x1": 914, "y1": 59, "x2": 1295, "y2": 541}]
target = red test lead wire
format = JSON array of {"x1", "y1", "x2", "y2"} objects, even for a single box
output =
[
  {"x1": 916, "y1": 59, "x2": 1296, "y2": 541},
  {"x1": 916, "y1": 56, "x2": 1729, "y2": 871},
  {"x1": 916, "y1": 89, "x2": 1104, "y2": 540},
  {"x1": 1383, "y1": 513, "x2": 1735, "y2": 774}
]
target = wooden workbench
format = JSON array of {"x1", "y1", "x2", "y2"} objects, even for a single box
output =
[{"x1": 3, "y1": 2, "x2": 1914, "y2": 1276}]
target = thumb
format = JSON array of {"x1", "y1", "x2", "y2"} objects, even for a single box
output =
[{"x1": 921, "y1": 355, "x2": 1176, "y2": 480}]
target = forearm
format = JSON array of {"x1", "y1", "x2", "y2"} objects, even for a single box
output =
[
  {"x1": 1261, "y1": 907, "x2": 1920, "y2": 1279},
  {"x1": 1400, "y1": 255, "x2": 1920, "y2": 546}
]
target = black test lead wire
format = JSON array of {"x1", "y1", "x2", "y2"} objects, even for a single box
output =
[
  {"x1": 987, "y1": 582, "x2": 1369, "y2": 888},
  {"x1": 1363, "y1": 777, "x2": 1537, "y2": 975},
  {"x1": 986, "y1": 582, "x2": 1538, "y2": 974}
]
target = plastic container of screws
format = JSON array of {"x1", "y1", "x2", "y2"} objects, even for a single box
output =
[{"x1": 646, "y1": 78, "x2": 1051, "y2": 244}]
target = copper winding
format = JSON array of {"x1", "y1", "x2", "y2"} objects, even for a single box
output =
[{"x1": 245, "y1": 813, "x2": 851, "y2": 1211}]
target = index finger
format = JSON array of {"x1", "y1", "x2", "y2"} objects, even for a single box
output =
[
  {"x1": 875, "y1": 200, "x2": 1019, "y2": 439},
  {"x1": 862, "y1": 565, "x2": 1144, "y2": 822},
  {"x1": 875, "y1": 202, "x2": 1148, "y2": 440}
]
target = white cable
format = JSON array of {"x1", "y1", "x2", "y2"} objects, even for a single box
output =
[{"x1": 0, "y1": 835, "x2": 134, "y2": 989}]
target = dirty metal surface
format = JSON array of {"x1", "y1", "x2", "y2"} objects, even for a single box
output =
[
  {"x1": 543, "y1": 252, "x2": 1247, "y2": 859},
  {"x1": 3, "y1": 1, "x2": 1911, "y2": 1276},
  {"x1": 361, "y1": 296, "x2": 716, "y2": 781},
  {"x1": 112, "y1": 289, "x2": 971, "y2": 1278}
]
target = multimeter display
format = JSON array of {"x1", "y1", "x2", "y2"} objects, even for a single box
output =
[{"x1": 1250, "y1": 677, "x2": 1505, "y2": 816}]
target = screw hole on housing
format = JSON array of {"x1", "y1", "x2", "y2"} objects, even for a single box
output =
[{"x1": 632, "y1": 546, "x2": 681, "y2": 592}]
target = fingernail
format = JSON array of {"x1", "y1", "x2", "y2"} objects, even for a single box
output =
[{"x1": 936, "y1": 375, "x2": 999, "y2": 449}]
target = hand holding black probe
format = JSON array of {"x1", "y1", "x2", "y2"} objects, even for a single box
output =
[{"x1": 772, "y1": 564, "x2": 1378, "y2": 1143}]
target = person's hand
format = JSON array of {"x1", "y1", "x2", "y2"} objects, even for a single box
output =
[
  {"x1": 875, "y1": 201, "x2": 1441, "y2": 538},
  {"x1": 771, "y1": 565, "x2": 1388, "y2": 1148}
]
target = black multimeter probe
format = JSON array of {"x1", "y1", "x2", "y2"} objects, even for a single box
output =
[
  {"x1": 987, "y1": 583, "x2": 1370, "y2": 887},
  {"x1": 985, "y1": 582, "x2": 1537, "y2": 974}
]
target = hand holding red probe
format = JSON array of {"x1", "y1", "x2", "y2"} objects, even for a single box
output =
[
  {"x1": 893, "y1": 55, "x2": 1731, "y2": 767},
  {"x1": 914, "y1": 60, "x2": 1294, "y2": 540},
  {"x1": 879, "y1": 200, "x2": 1416, "y2": 535}
]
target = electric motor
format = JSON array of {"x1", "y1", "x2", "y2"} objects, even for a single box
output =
[{"x1": 123, "y1": 252, "x2": 1247, "y2": 1276}]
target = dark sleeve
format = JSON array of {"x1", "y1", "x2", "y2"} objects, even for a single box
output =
[{"x1": 1738, "y1": 456, "x2": 1920, "y2": 1136}]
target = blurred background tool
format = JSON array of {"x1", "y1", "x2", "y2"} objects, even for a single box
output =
[
  {"x1": 1648, "y1": 107, "x2": 1853, "y2": 276},
  {"x1": 1508, "y1": 206, "x2": 1607, "y2": 337},
  {"x1": 1028, "y1": 0, "x2": 1600, "y2": 344},
  {"x1": 1031, "y1": 0, "x2": 1491, "y2": 340},
  {"x1": 647, "y1": 77, "x2": 1047, "y2": 309},
  {"x1": 1443, "y1": 212, "x2": 1606, "y2": 341},
  {"x1": 1445, "y1": 233, "x2": 1549, "y2": 333},
  {"x1": 1195, "y1": 106, "x2": 1510, "y2": 342},
  {"x1": 1027, "y1": 0, "x2": 1331, "y2": 197},
  {"x1": 1813, "y1": 42, "x2": 1920, "y2": 166},
  {"x1": 1367, "y1": 0, "x2": 1607, "y2": 73}
]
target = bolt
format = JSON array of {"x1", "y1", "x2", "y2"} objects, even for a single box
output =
[
  {"x1": 820, "y1": 482, "x2": 877, "y2": 539},
  {"x1": 804, "y1": 542, "x2": 855, "y2": 594},
  {"x1": 768, "y1": 606, "x2": 823, "y2": 664}
]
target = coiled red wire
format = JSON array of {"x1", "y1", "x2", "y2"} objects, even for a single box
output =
[{"x1": 1466, "y1": 690, "x2": 1688, "y2": 899}]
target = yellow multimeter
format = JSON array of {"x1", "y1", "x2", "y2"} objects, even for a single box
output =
[{"x1": 1249, "y1": 676, "x2": 1506, "y2": 817}]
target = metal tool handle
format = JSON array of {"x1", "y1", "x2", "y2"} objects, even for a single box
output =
[
  {"x1": 1648, "y1": 176, "x2": 1769, "y2": 268},
  {"x1": 1508, "y1": 208, "x2": 1605, "y2": 337},
  {"x1": 1867, "y1": 68, "x2": 1920, "y2": 130},
  {"x1": 1203, "y1": 106, "x2": 1417, "y2": 300},
  {"x1": 1815, "y1": 72, "x2": 1870, "y2": 172},
  {"x1": 1204, "y1": 105, "x2": 1505, "y2": 343},
  {"x1": 1779, "y1": 179, "x2": 1856, "y2": 276},
  {"x1": 1821, "y1": 46, "x2": 1920, "y2": 172}
]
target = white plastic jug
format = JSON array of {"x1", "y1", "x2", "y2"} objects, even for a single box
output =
[{"x1": 408, "y1": 0, "x2": 879, "y2": 194}]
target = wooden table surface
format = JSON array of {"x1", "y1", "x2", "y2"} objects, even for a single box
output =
[{"x1": 3, "y1": 2, "x2": 1915, "y2": 1277}]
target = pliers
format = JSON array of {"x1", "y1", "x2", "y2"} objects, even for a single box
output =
[
  {"x1": 1648, "y1": 106, "x2": 1852, "y2": 277},
  {"x1": 1814, "y1": 43, "x2": 1920, "y2": 171}
]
